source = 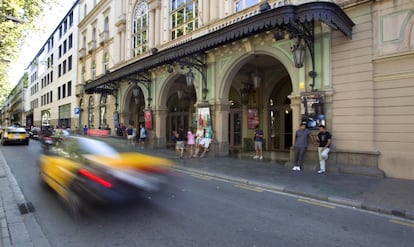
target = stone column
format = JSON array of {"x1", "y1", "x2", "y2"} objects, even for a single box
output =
[
  {"x1": 211, "y1": 101, "x2": 231, "y2": 156},
  {"x1": 153, "y1": 108, "x2": 168, "y2": 148}
]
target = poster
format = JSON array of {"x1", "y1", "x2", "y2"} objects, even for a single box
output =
[
  {"x1": 144, "y1": 110, "x2": 152, "y2": 129},
  {"x1": 247, "y1": 108, "x2": 259, "y2": 129},
  {"x1": 197, "y1": 106, "x2": 211, "y2": 128},
  {"x1": 300, "y1": 92, "x2": 325, "y2": 129}
]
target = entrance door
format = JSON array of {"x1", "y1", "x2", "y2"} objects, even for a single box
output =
[
  {"x1": 167, "y1": 112, "x2": 189, "y2": 140},
  {"x1": 269, "y1": 106, "x2": 292, "y2": 150},
  {"x1": 228, "y1": 109, "x2": 242, "y2": 154}
]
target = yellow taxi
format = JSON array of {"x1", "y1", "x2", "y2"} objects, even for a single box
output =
[
  {"x1": 38, "y1": 135, "x2": 174, "y2": 216},
  {"x1": 1, "y1": 126, "x2": 29, "y2": 145}
]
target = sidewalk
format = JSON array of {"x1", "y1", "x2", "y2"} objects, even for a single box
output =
[
  {"x1": 1, "y1": 136, "x2": 414, "y2": 246},
  {"x1": 100, "y1": 136, "x2": 414, "y2": 220}
]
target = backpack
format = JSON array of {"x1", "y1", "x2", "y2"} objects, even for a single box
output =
[{"x1": 127, "y1": 128, "x2": 133, "y2": 135}]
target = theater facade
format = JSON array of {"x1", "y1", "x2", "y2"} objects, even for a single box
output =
[{"x1": 77, "y1": 0, "x2": 414, "y2": 179}]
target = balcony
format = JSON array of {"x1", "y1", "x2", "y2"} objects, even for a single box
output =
[
  {"x1": 75, "y1": 83, "x2": 85, "y2": 97},
  {"x1": 99, "y1": 31, "x2": 109, "y2": 45},
  {"x1": 79, "y1": 48, "x2": 86, "y2": 58},
  {"x1": 88, "y1": 40, "x2": 97, "y2": 53}
]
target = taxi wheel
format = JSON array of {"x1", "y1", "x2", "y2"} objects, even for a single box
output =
[{"x1": 65, "y1": 189, "x2": 83, "y2": 218}]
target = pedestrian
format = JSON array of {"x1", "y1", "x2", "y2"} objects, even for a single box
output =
[
  {"x1": 200, "y1": 126, "x2": 213, "y2": 158},
  {"x1": 139, "y1": 124, "x2": 147, "y2": 149},
  {"x1": 253, "y1": 125, "x2": 264, "y2": 160},
  {"x1": 83, "y1": 125, "x2": 88, "y2": 135},
  {"x1": 292, "y1": 122, "x2": 311, "y2": 171},
  {"x1": 187, "y1": 128, "x2": 195, "y2": 158},
  {"x1": 175, "y1": 126, "x2": 186, "y2": 159},
  {"x1": 315, "y1": 125, "x2": 332, "y2": 174},
  {"x1": 193, "y1": 125, "x2": 204, "y2": 158},
  {"x1": 126, "y1": 124, "x2": 134, "y2": 145}
]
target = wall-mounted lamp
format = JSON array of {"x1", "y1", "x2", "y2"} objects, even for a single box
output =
[
  {"x1": 279, "y1": 21, "x2": 317, "y2": 91},
  {"x1": 186, "y1": 69, "x2": 195, "y2": 87},
  {"x1": 174, "y1": 53, "x2": 208, "y2": 102},
  {"x1": 151, "y1": 48, "x2": 158, "y2": 55},
  {"x1": 251, "y1": 71, "x2": 261, "y2": 89},
  {"x1": 291, "y1": 40, "x2": 306, "y2": 68}
]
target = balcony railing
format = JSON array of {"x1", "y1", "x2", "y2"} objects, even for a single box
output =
[
  {"x1": 99, "y1": 31, "x2": 109, "y2": 45},
  {"x1": 79, "y1": 47, "x2": 86, "y2": 58},
  {"x1": 88, "y1": 40, "x2": 97, "y2": 53}
]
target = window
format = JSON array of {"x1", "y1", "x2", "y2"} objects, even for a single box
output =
[
  {"x1": 58, "y1": 64, "x2": 62, "y2": 77},
  {"x1": 68, "y1": 34, "x2": 73, "y2": 49},
  {"x1": 92, "y1": 27, "x2": 96, "y2": 41},
  {"x1": 63, "y1": 40, "x2": 67, "y2": 54},
  {"x1": 62, "y1": 84, "x2": 66, "y2": 98},
  {"x1": 132, "y1": 1, "x2": 149, "y2": 56},
  {"x1": 58, "y1": 86, "x2": 61, "y2": 99},
  {"x1": 58, "y1": 45, "x2": 62, "y2": 58},
  {"x1": 69, "y1": 12, "x2": 73, "y2": 26},
  {"x1": 50, "y1": 91, "x2": 53, "y2": 102},
  {"x1": 63, "y1": 60, "x2": 67, "y2": 74},
  {"x1": 82, "y1": 66, "x2": 86, "y2": 82},
  {"x1": 103, "y1": 52, "x2": 109, "y2": 73},
  {"x1": 59, "y1": 25, "x2": 63, "y2": 38},
  {"x1": 99, "y1": 94, "x2": 107, "y2": 128},
  {"x1": 104, "y1": 17, "x2": 109, "y2": 32},
  {"x1": 68, "y1": 56, "x2": 72, "y2": 71},
  {"x1": 88, "y1": 96, "x2": 95, "y2": 128},
  {"x1": 68, "y1": 81, "x2": 72, "y2": 96},
  {"x1": 171, "y1": 0, "x2": 198, "y2": 40},
  {"x1": 84, "y1": 4, "x2": 87, "y2": 18},
  {"x1": 91, "y1": 61, "x2": 96, "y2": 79}
]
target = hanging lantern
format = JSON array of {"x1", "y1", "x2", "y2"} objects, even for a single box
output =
[
  {"x1": 291, "y1": 41, "x2": 306, "y2": 68},
  {"x1": 186, "y1": 69, "x2": 195, "y2": 87}
]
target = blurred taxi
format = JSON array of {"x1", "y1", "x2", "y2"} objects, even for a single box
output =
[
  {"x1": 38, "y1": 135, "x2": 174, "y2": 216},
  {"x1": 1, "y1": 126, "x2": 29, "y2": 145}
]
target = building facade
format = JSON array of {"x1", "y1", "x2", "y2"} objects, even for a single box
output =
[
  {"x1": 76, "y1": 0, "x2": 414, "y2": 180},
  {"x1": 25, "y1": 1, "x2": 80, "y2": 130},
  {"x1": 2, "y1": 0, "x2": 413, "y2": 180}
]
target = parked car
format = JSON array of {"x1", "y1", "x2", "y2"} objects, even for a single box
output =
[
  {"x1": 1, "y1": 126, "x2": 29, "y2": 145},
  {"x1": 38, "y1": 135, "x2": 174, "y2": 216}
]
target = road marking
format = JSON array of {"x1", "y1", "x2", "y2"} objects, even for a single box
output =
[
  {"x1": 191, "y1": 174, "x2": 211, "y2": 180},
  {"x1": 390, "y1": 219, "x2": 414, "y2": 228},
  {"x1": 298, "y1": 198, "x2": 336, "y2": 209},
  {"x1": 234, "y1": 184, "x2": 263, "y2": 192}
]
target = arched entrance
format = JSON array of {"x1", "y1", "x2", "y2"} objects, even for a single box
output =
[
  {"x1": 227, "y1": 54, "x2": 293, "y2": 153},
  {"x1": 127, "y1": 86, "x2": 146, "y2": 127},
  {"x1": 165, "y1": 75, "x2": 197, "y2": 141}
]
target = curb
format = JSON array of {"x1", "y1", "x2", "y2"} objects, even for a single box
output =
[{"x1": 173, "y1": 164, "x2": 414, "y2": 221}]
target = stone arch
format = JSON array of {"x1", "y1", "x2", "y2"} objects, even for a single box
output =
[{"x1": 217, "y1": 46, "x2": 298, "y2": 102}]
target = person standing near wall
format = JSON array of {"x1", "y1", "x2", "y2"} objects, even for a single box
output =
[
  {"x1": 315, "y1": 125, "x2": 332, "y2": 174},
  {"x1": 187, "y1": 128, "x2": 195, "y2": 158},
  {"x1": 253, "y1": 126, "x2": 264, "y2": 160},
  {"x1": 193, "y1": 125, "x2": 204, "y2": 158},
  {"x1": 200, "y1": 126, "x2": 213, "y2": 158},
  {"x1": 292, "y1": 122, "x2": 311, "y2": 171},
  {"x1": 139, "y1": 124, "x2": 147, "y2": 149}
]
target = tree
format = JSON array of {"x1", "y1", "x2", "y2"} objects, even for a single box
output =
[{"x1": 0, "y1": 0, "x2": 57, "y2": 104}]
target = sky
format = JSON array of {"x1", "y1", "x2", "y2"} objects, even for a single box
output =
[{"x1": 7, "y1": 1, "x2": 76, "y2": 86}]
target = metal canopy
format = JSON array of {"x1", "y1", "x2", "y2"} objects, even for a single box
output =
[{"x1": 84, "y1": 1, "x2": 354, "y2": 94}]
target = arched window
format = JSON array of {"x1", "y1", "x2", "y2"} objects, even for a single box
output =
[
  {"x1": 99, "y1": 94, "x2": 107, "y2": 128},
  {"x1": 132, "y1": 1, "x2": 149, "y2": 56},
  {"x1": 103, "y1": 52, "x2": 109, "y2": 73},
  {"x1": 171, "y1": 0, "x2": 198, "y2": 40},
  {"x1": 88, "y1": 96, "x2": 95, "y2": 128}
]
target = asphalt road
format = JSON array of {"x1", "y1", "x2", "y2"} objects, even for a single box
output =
[{"x1": 2, "y1": 140, "x2": 414, "y2": 247}]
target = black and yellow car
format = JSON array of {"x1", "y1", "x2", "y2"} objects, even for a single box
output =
[
  {"x1": 1, "y1": 126, "x2": 29, "y2": 145},
  {"x1": 38, "y1": 135, "x2": 174, "y2": 216}
]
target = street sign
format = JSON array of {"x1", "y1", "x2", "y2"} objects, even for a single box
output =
[{"x1": 74, "y1": 107, "x2": 80, "y2": 117}]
